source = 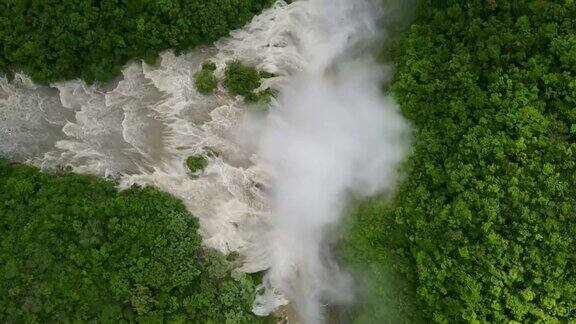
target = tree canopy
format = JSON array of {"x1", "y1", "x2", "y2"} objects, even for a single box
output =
[
  {"x1": 345, "y1": 0, "x2": 576, "y2": 322},
  {"x1": 0, "y1": 0, "x2": 272, "y2": 84},
  {"x1": 0, "y1": 159, "x2": 263, "y2": 323}
]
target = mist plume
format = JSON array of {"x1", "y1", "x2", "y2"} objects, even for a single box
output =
[{"x1": 253, "y1": 0, "x2": 411, "y2": 322}]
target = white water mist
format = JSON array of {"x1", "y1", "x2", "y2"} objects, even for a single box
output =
[{"x1": 253, "y1": 0, "x2": 410, "y2": 322}]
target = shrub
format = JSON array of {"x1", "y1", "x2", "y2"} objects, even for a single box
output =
[
  {"x1": 195, "y1": 64, "x2": 217, "y2": 94},
  {"x1": 186, "y1": 155, "x2": 208, "y2": 174},
  {"x1": 224, "y1": 60, "x2": 274, "y2": 104},
  {"x1": 224, "y1": 61, "x2": 261, "y2": 98},
  {"x1": 0, "y1": 159, "x2": 262, "y2": 323},
  {"x1": 202, "y1": 61, "x2": 217, "y2": 72}
]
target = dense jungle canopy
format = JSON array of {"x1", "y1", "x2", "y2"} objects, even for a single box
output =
[
  {"x1": 0, "y1": 159, "x2": 263, "y2": 322},
  {"x1": 344, "y1": 0, "x2": 576, "y2": 322},
  {"x1": 0, "y1": 0, "x2": 271, "y2": 83}
]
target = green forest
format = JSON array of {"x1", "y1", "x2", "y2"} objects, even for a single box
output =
[
  {"x1": 0, "y1": 0, "x2": 271, "y2": 83},
  {"x1": 1, "y1": 0, "x2": 576, "y2": 323},
  {"x1": 0, "y1": 159, "x2": 262, "y2": 323},
  {"x1": 344, "y1": 0, "x2": 576, "y2": 322}
]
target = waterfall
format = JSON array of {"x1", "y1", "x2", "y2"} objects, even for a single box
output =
[{"x1": 0, "y1": 1, "x2": 410, "y2": 322}]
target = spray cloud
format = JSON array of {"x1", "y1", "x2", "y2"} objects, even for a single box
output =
[{"x1": 253, "y1": 0, "x2": 411, "y2": 322}]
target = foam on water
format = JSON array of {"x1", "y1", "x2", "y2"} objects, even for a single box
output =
[
  {"x1": 0, "y1": 0, "x2": 302, "y2": 307},
  {"x1": 0, "y1": 74, "x2": 73, "y2": 159}
]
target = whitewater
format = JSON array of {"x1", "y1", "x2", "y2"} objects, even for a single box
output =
[{"x1": 0, "y1": 0, "x2": 410, "y2": 322}]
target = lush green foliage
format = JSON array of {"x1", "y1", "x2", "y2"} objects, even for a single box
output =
[
  {"x1": 346, "y1": 0, "x2": 576, "y2": 322},
  {"x1": 0, "y1": 159, "x2": 262, "y2": 323},
  {"x1": 186, "y1": 155, "x2": 208, "y2": 174},
  {"x1": 0, "y1": 0, "x2": 271, "y2": 84},
  {"x1": 224, "y1": 60, "x2": 275, "y2": 104},
  {"x1": 195, "y1": 61, "x2": 218, "y2": 94},
  {"x1": 341, "y1": 199, "x2": 426, "y2": 324}
]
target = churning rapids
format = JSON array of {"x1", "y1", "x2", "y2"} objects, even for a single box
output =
[{"x1": 0, "y1": 0, "x2": 410, "y2": 322}]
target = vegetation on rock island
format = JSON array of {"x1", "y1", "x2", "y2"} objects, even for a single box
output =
[
  {"x1": 186, "y1": 155, "x2": 209, "y2": 174},
  {"x1": 224, "y1": 60, "x2": 276, "y2": 104},
  {"x1": 195, "y1": 61, "x2": 218, "y2": 94}
]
